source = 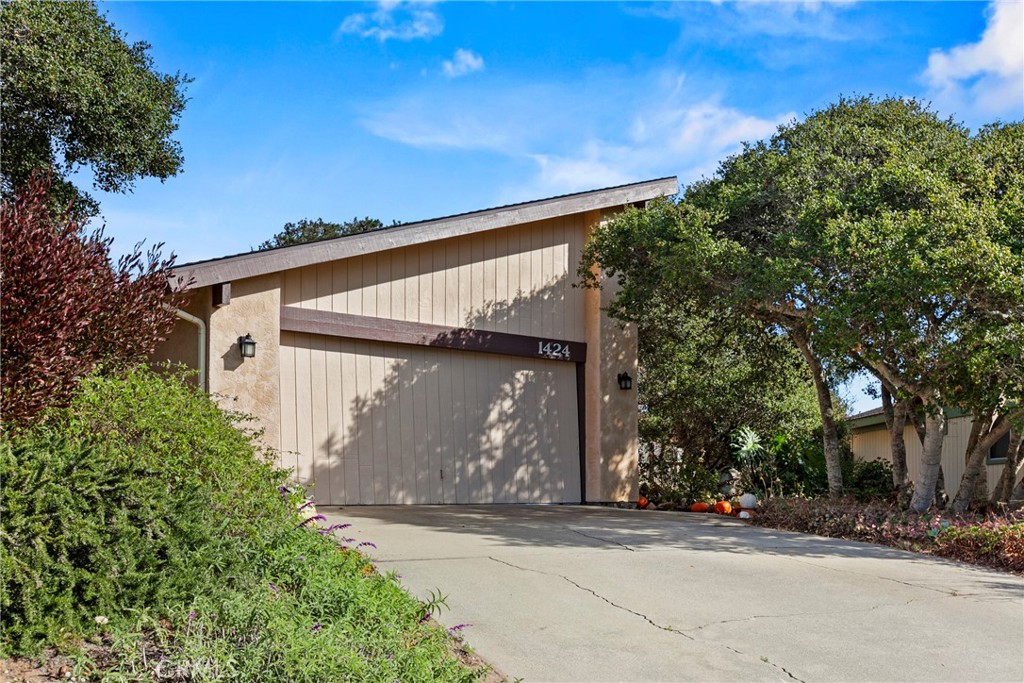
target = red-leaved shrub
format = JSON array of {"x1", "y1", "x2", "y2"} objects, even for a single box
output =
[
  {"x1": 1, "y1": 176, "x2": 185, "y2": 427},
  {"x1": 753, "y1": 497, "x2": 1024, "y2": 573}
]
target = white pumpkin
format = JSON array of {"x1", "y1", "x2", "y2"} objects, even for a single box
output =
[{"x1": 739, "y1": 493, "x2": 758, "y2": 509}]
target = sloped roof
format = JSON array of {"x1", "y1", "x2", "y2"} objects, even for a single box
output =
[
  {"x1": 176, "y1": 177, "x2": 678, "y2": 289},
  {"x1": 848, "y1": 406, "x2": 885, "y2": 421},
  {"x1": 847, "y1": 406, "x2": 886, "y2": 432}
]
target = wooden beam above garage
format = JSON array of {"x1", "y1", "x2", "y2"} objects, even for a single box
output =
[{"x1": 280, "y1": 306, "x2": 587, "y2": 363}]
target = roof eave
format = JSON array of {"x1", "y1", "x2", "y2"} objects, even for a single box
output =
[{"x1": 174, "y1": 177, "x2": 678, "y2": 289}]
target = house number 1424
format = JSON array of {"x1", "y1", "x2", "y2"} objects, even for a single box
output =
[{"x1": 537, "y1": 341, "x2": 571, "y2": 359}]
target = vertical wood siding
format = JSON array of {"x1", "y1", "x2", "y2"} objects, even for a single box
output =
[
  {"x1": 279, "y1": 331, "x2": 581, "y2": 504},
  {"x1": 851, "y1": 417, "x2": 1005, "y2": 495},
  {"x1": 282, "y1": 216, "x2": 587, "y2": 342}
]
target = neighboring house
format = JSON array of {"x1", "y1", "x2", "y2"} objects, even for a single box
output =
[
  {"x1": 154, "y1": 177, "x2": 678, "y2": 506},
  {"x1": 848, "y1": 407, "x2": 1010, "y2": 495}
]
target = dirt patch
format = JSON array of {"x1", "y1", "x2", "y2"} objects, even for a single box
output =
[
  {"x1": 451, "y1": 641, "x2": 507, "y2": 683},
  {"x1": 1, "y1": 654, "x2": 74, "y2": 682}
]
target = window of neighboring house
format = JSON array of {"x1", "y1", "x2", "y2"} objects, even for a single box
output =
[{"x1": 988, "y1": 430, "x2": 1012, "y2": 465}]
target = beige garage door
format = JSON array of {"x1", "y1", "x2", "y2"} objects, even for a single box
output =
[{"x1": 279, "y1": 331, "x2": 581, "y2": 505}]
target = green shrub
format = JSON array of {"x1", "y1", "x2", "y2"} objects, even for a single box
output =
[
  {"x1": 731, "y1": 428, "x2": 828, "y2": 500},
  {"x1": 639, "y1": 442, "x2": 718, "y2": 505},
  {"x1": 1, "y1": 366, "x2": 481, "y2": 681},
  {"x1": 0, "y1": 366, "x2": 289, "y2": 654},
  {"x1": 102, "y1": 527, "x2": 479, "y2": 682},
  {"x1": 847, "y1": 459, "x2": 895, "y2": 502}
]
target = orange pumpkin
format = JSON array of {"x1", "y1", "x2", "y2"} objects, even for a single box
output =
[
  {"x1": 714, "y1": 500, "x2": 732, "y2": 515},
  {"x1": 690, "y1": 502, "x2": 710, "y2": 513},
  {"x1": 637, "y1": 496, "x2": 649, "y2": 509}
]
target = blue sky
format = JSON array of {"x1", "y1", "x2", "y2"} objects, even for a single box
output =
[{"x1": 90, "y1": 0, "x2": 1023, "y2": 411}]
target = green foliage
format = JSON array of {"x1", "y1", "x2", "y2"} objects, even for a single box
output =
[
  {"x1": 766, "y1": 100, "x2": 1024, "y2": 418},
  {"x1": 636, "y1": 301, "x2": 821, "y2": 471},
  {"x1": 847, "y1": 459, "x2": 895, "y2": 502},
  {"x1": 257, "y1": 217, "x2": 395, "y2": 251},
  {"x1": 1, "y1": 0, "x2": 189, "y2": 214},
  {"x1": 731, "y1": 427, "x2": 829, "y2": 500},
  {"x1": 639, "y1": 444, "x2": 719, "y2": 506},
  {"x1": 0, "y1": 366, "x2": 288, "y2": 654},
  {"x1": 100, "y1": 530, "x2": 479, "y2": 682},
  {"x1": 583, "y1": 97, "x2": 1024, "y2": 509},
  {"x1": 0, "y1": 366, "x2": 480, "y2": 680}
]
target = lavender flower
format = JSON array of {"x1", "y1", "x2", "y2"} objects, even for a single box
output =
[
  {"x1": 268, "y1": 583, "x2": 278, "y2": 592},
  {"x1": 311, "y1": 622, "x2": 323, "y2": 632},
  {"x1": 356, "y1": 541, "x2": 377, "y2": 549},
  {"x1": 298, "y1": 514, "x2": 326, "y2": 528},
  {"x1": 297, "y1": 500, "x2": 317, "y2": 512},
  {"x1": 448, "y1": 623, "x2": 471, "y2": 634}
]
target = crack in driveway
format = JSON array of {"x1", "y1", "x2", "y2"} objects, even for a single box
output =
[
  {"x1": 681, "y1": 595, "x2": 936, "y2": 633},
  {"x1": 490, "y1": 556, "x2": 810, "y2": 681},
  {"x1": 489, "y1": 556, "x2": 691, "y2": 638},
  {"x1": 567, "y1": 527, "x2": 636, "y2": 551}
]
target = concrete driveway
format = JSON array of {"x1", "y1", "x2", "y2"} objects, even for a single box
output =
[{"x1": 321, "y1": 505, "x2": 1023, "y2": 683}]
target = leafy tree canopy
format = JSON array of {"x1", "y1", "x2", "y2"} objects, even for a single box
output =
[
  {"x1": 583, "y1": 96, "x2": 1023, "y2": 510},
  {"x1": 636, "y1": 298, "x2": 821, "y2": 470},
  {"x1": 1, "y1": 0, "x2": 189, "y2": 214},
  {"x1": 257, "y1": 217, "x2": 397, "y2": 251}
]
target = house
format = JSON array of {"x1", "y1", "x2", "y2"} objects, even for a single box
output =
[
  {"x1": 847, "y1": 407, "x2": 1011, "y2": 495},
  {"x1": 154, "y1": 177, "x2": 678, "y2": 505}
]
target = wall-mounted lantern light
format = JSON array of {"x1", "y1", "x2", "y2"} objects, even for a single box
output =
[
  {"x1": 617, "y1": 372, "x2": 633, "y2": 391},
  {"x1": 239, "y1": 333, "x2": 257, "y2": 359}
]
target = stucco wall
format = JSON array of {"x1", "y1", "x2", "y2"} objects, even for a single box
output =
[
  {"x1": 151, "y1": 290, "x2": 209, "y2": 387},
  {"x1": 206, "y1": 274, "x2": 283, "y2": 453},
  {"x1": 583, "y1": 209, "x2": 640, "y2": 503}
]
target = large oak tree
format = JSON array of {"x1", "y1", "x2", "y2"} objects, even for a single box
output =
[
  {"x1": 583, "y1": 97, "x2": 1023, "y2": 509},
  {"x1": 1, "y1": 0, "x2": 188, "y2": 215}
]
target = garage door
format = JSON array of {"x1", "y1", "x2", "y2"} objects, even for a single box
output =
[{"x1": 279, "y1": 331, "x2": 581, "y2": 504}]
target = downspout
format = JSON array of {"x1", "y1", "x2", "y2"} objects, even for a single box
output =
[{"x1": 165, "y1": 305, "x2": 207, "y2": 391}]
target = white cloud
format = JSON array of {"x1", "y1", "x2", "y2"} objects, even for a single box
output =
[
  {"x1": 358, "y1": 81, "x2": 568, "y2": 154},
  {"x1": 338, "y1": 1, "x2": 443, "y2": 43},
  {"x1": 443, "y1": 49, "x2": 485, "y2": 78},
  {"x1": 639, "y1": 0, "x2": 859, "y2": 41},
  {"x1": 522, "y1": 98, "x2": 790, "y2": 197},
  {"x1": 359, "y1": 68, "x2": 791, "y2": 199},
  {"x1": 923, "y1": 1, "x2": 1024, "y2": 119}
]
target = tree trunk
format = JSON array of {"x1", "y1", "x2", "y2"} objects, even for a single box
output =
[
  {"x1": 950, "y1": 414, "x2": 1010, "y2": 515},
  {"x1": 952, "y1": 413, "x2": 984, "y2": 513},
  {"x1": 1011, "y1": 454, "x2": 1024, "y2": 501},
  {"x1": 970, "y1": 461, "x2": 990, "y2": 506},
  {"x1": 881, "y1": 387, "x2": 910, "y2": 489},
  {"x1": 992, "y1": 431, "x2": 1022, "y2": 504},
  {"x1": 908, "y1": 401, "x2": 926, "y2": 445},
  {"x1": 790, "y1": 329, "x2": 843, "y2": 497},
  {"x1": 908, "y1": 407, "x2": 946, "y2": 513}
]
